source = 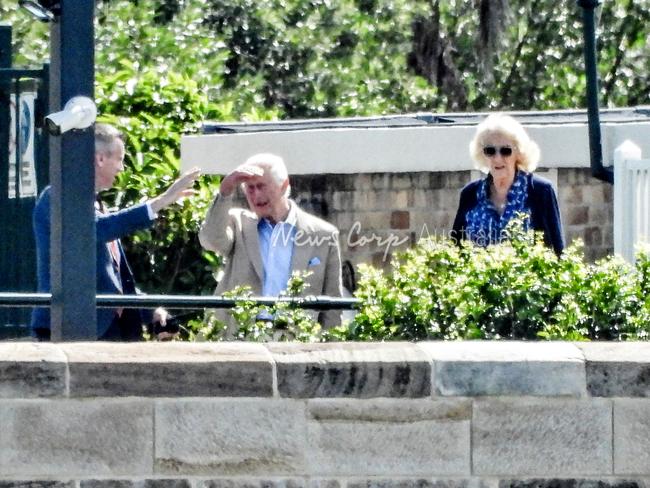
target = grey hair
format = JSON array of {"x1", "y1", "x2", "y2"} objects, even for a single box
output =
[
  {"x1": 469, "y1": 113, "x2": 541, "y2": 173},
  {"x1": 244, "y1": 153, "x2": 291, "y2": 198},
  {"x1": 95, "y1": 123, "x2": 124, "y2": 156}
]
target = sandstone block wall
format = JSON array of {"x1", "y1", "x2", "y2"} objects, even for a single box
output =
[
  {"x1": 557, "y1": 168, "x2": 614, "y2": 260},
  {"x1": 0, "y1": 341, "x2": 649, "y2": 486},
  {"x1": 291, "y1": 168, "x2": 613, "y2": 287}
]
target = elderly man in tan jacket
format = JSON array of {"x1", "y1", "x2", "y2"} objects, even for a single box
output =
[{"x1": 199, "y1": 153, "x2": 343, "y2": 336}]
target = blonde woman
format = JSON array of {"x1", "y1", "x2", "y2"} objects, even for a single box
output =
[{"x1": 451, "y1": 113, "x2": 564, "y2": 254}]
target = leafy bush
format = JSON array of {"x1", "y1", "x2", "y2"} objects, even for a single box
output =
[
  {"x1": 95, "y1": 62, "x2": 222, "y2": 295},
  {"x1": 186, "y1": 272, "x2": 322, "y2": 342},
  {"x1": 182, "y1": 220, "x2": 650, "y2": 343},
  {"x1": 335, "y1": 225, "x2": 650, "y2": 342}
]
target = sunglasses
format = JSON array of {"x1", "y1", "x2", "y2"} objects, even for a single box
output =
[{"x1": 483, "y1": 145, "x2": 513, "y2": 157}]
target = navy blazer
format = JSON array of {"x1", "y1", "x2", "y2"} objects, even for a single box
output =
[
  {"x1": 31, "y1": 186, "x2": 154, "y2": 339},
  {"x1": 451, "y1": 172, "x2": 565, "y2": 255}
]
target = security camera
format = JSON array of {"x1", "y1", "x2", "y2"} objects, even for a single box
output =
[{"x1": 45, "y1": 96, "x2": 97, "y2": 136}]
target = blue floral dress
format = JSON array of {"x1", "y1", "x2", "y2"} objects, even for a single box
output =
[{"x1": 464, "y1": 170, "x2": 531, "y2": 247}]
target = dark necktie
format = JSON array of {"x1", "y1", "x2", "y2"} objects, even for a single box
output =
[{"x1": 96, "y1": 198, "x2": 124, "y2": 316}]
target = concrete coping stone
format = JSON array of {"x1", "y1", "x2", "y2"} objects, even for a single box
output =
[
  {"x1": 61, "y1": 342, "x2": 275, "y2": 398},
  {"x1": 576, "y1": 342, "x2": 650, "y2": 397},
  {"x1": 0, "y1": 342, "x2": 67, "y2": 398},
  {"x1": 419, "y1": 341, "x2": 587, "y2": 397},
  {"x1": 267, "y1": 342, "x2": 432, "y2": 398},
  {"x1": 0, "y1": 341, "x2": 649, "y2": 398}
]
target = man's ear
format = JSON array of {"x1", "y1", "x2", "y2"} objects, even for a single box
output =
[
  {"x1": 95, "y1": 151, "x2": 103, "y2": 168},
  {"x1": 280, "y1": 178, "x2": 289, "y2": 194}
]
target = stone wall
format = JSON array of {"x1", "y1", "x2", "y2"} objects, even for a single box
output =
[
  {"x1": 557, "y1": 168, "x2": 614, "y2": 261},
  {"x1": 291, "y1": 168, "x2": 613, "y2": 288},
  {"x1": 1, "y1": 341, "x2": 649, "y2": 486}
]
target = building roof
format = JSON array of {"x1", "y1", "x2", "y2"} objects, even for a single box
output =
[
  {"x1": 202, "y1": 107, "x2": 650, "y2": 134},
  {"x1": 183, "y1": 107, "x2": 650, "y2": 175}
]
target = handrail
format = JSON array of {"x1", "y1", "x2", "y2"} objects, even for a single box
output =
[
  {"x1": 0, "y1": 292, "x2": 360, "y2": 310},
  {"x1": 0, "y1": 68, "x2": 47, "y2": 80},
  {"x1": 0, "y1": 293, "x2": 51, "y2": 307}
]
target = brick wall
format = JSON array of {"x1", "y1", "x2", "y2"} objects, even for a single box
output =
[
  {"x1": 291, "y1": 168, "x2": 613, "y2": 289},
  {"x1": 1, "y1": 341, "x2": 649, "y2": 486}
]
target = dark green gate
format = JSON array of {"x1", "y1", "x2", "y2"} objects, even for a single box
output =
[{"x1": 0, "y1": 26, "x2": 49, "y2": 338}]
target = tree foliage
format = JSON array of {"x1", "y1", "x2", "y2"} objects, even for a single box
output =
[{"x1": 5, "y1": 0, "x2": 649, "y2": 116}]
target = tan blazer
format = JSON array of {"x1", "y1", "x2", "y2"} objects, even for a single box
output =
[{"x1": 199, "y1": 194, "x2": 343, "y2": 335}]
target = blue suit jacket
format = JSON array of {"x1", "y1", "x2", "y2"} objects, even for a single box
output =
[
  {"x1": 31, "y1": 186, "x2": 154, "y2": 339},
  {"x1": 451, "y1": 172, "x2": 565, "y2": 255}
]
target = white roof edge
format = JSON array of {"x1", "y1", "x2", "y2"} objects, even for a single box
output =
[{"x1": 181, "y1": 120, "x2": 650, "y2": 175}]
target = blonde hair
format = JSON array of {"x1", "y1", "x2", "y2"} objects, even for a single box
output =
[{"x1": 469, "y1": 113, "x2": 540, "y2": 173}]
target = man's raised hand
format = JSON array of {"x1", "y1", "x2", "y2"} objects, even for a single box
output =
[
  {"x1": 150, "y1": 167, "x2": 201, "y2": 213},
  {"x1": 218, "y1": 164, "x2": 264, "y2": 196}
]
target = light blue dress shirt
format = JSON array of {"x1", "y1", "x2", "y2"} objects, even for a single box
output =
[{"x1": 258, "y1": 204, "x2": 297, "y2": 296}]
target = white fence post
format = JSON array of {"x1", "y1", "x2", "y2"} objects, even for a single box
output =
[{"x1": 613, "y1": 140, "x2": 645, "y2": 262}]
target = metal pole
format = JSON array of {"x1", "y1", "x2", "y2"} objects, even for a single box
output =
[
  {"x1": 577, "y1": 0, "x2": 614, "y2": 184},
  {"x1": 0, "y1": 27, "x2": 11, "y2": 314},
  {"x1": 0, "y1": 26, "x2": 10, "y2": 69},
  {"x1": 49, "y1": 0, "x2": 97, "y2": 340}
]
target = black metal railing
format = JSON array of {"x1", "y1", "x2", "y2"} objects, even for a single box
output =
[
  {"x1": 0, "y1": 26, "x2": 50, "y2": 331},
  {"x1": 0, "y1": 68, "x2": 47, "y2": 81},
  {"x1": 0, "y1": 293, "x2": 360, "y2": 310}
]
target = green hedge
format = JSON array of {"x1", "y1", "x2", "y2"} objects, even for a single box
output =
[
  {"x1": 183, "y1": 222, "x2": 650, "y2": 342},
  {"x1": 340, "y1": 225, "x2": 650, "y2": 342}
]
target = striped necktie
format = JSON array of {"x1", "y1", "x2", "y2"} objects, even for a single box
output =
[{"x1": 96, "y1": 199, "x2": 124, "y2": 317}]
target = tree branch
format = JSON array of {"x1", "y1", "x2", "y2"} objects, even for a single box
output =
[{"x1": 602, "y1": 0, "x2": 634, "y2": 105}]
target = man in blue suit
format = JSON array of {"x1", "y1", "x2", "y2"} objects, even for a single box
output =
[{"x1": 31, "y1": 123, "x2": 199, "y2": 340}]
